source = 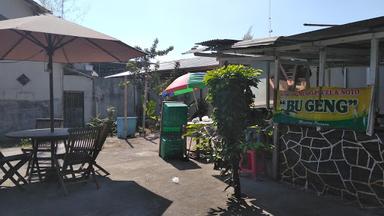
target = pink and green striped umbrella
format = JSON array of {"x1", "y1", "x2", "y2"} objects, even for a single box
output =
[{"x1": 162, "y1": 72, "x2": 206, "y2": 97}]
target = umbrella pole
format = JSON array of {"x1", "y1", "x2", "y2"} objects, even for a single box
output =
[
  {"x1": 48, "y1": 53, "x2": 54, "y2": 132},
  {"x1": 124, "y1": 76, "x2": 128, "y2": 137}
]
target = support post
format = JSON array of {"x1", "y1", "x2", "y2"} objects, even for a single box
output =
[
  {"x1": 367, "y1": 38, "x2": 380, "y2": 135},
  {"x1": 319, "y1": 48, "x2": 326, "y2": 87},
  {"x1": 142, "y1": 73, "x2": 148, "y2": 135},
  {"x1": 266, "y1": 61, "x2": 271, "y2": 109},
  {"x1": 124, "y1": 76, "x2": 128, "y2": 136},
  {"x1": 92, "y1": 77, "x2": 96, "y2": 117},
  {"x1": 273, "y1": 58, "x2": 280, "y2": 110},
  {"x1": 272, "y1": 57, "x2": 280, "y2": 180},
  {"x1": 343, "y1": 67, "x2": 348, "y2": 88}
]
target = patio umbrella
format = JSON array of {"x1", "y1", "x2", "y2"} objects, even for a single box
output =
[
  {"x1": 161, "y1": 72, "x2": 206, "y2": 110},
  {"x1": 161, "y1": 72, "x2": 206, "y2": 97},
  {"x1": 104, "y1": 71, "x2": 135, "y2": 135},
  {"x1": 0, "y1": 15, "x2": 145, "y2": 132}
]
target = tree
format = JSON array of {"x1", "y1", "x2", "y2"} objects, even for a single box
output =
[
  {"x1": 38, "y1": 0, "x2": 87, "y2": 21},
  {"x1": 204, "y1": 65, "x2": 261, "y2": 199},
  {"x1": 126, "y1": 38, "x2": 174, "y2": 133}
]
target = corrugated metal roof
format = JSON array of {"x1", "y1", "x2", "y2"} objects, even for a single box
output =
[
  {"x1": 196, "y1": 39, "x2": 240, "y2": 47},
  {"x1": 232, "y1": 36, "x2": 281, "y2": 49},
  {"x1": 284, "y1": 16, "x2": 384, "y2": 42},
  {"x1": 155, "y1": 57, "x2": 219, "y2": 72},
  {"x1": 182, "y1": 45, "x2": 210, "y2": 54}
]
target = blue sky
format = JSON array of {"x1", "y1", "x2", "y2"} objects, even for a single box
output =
[{"x1": 74, "y1": 0, "x2": 384, "y2": 61}]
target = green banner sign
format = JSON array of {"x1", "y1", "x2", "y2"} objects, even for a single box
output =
[{"x1": 273, "y1": 87, "x2": 373, "y2": 131}]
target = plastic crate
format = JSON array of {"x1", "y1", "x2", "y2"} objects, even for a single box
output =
[
  {"x1": 162, "y1": 102, "x2": 188, "y2": 128},
  {"x1": 159, "y1": 136, "x2": 185, "y2": 159}
]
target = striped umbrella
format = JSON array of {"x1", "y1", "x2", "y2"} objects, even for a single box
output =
[{"x1": 162, "y1": 72, "x2": 206, "y2": 97}]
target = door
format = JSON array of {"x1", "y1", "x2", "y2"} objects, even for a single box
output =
[{"x1": 64, "y1": 91, "x2": 84, "y2": 128}]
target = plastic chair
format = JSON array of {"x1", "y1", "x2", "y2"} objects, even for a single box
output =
[{"x1": 239, "y1": 150, "x2": 257, "y2": 178}]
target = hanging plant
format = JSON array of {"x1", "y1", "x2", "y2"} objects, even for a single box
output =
[{"x1": 204, "y1": 64, "x2": 261, "y2": 199}]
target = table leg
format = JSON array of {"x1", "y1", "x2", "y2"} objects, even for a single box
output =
[
  {"x1": 53, "y1": 154, "x2": 67, "y2": 195},
  {"x1": 50, "y1": 140, "x2": 55, "y2": 167},
  {"x1": 28, "y1": 139, "x2": 39, "y2": 183}
]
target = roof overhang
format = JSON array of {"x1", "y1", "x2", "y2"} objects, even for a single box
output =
[{"x1": 194, "y1": 16, "x2": 384, "y2": 67}]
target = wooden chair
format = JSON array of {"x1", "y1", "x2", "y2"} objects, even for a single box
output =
[
  {"x1": 57, "y1": 127, "x2": 100, "y2": 192},
  {"x1": 93, "y1": 123, "x2": 111, "y2": 176},
  {"x1": 23, "y1": 118, "x2": 64, "y2": 180},
  {"x1": 0, "y1": 151, "x2": 31, "y2": 189},
  {"x1": 35, "y1": 118, "x2": 64, "y2": 129}
]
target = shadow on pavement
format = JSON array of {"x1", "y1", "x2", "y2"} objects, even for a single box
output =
[
  {"x1": 211, "y1": 174, "x2": 384, "y2": 216},
  {"x1": 166, "y1": 159, "x2": 201, "y2": 171},
  {"x1": 143, "y1": 136, "x2": 159, "y2": 145},
  {"x1": 0, "y1": 177, "x2": 172, "y2": 216},
  {"x1": 124, "y1": 138, "x2": 135, "y2": 148},
  {"x1": 208, "y1": 196, "x2": 273, "y2": 216}
]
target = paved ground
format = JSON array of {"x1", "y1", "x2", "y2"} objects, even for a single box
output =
[{"x1": 1, "y1": 135, "x2": 384, "y2": 216}]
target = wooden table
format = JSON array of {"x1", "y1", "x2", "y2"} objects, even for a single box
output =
[
  {"x1": 6, "y1": 128, "x2": 69, "y2": 193},
  {"x1": 6, "y1": 128, "x2": 69, "y2": 140}
]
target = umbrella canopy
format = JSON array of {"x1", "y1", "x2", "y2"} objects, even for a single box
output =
[
  {"x1": 104, "y1": 71, "x2": 136, "y2": 78},
  {"x1": 162, "y1": 72, "x2": 206, "y2": 97},
  {"x1": 0, "y1": 15, "x2": 145, "y2": 131},
  {"x1": 0, "y1": 15, "x2": 144, "y2": 63}
]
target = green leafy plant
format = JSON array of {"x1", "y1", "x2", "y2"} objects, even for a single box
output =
[
  {"x1": 145, "y1": 100, "x2": 158, "y2": 121},
  {"x1": 241, "y1": 125, "x2": 274, "y2": 152},
  {"x1": 204, "y1": 64, "x2": 261, "y2": 199},
  {"x1": 87, "y1": 106, "x2": 117, "y2": 135},
  {"x1": 19, "y1": 138, "x2": 32, "y2": 148},
  {"x1": 184, "y1": 124, "x2": 213, "y2": 160},
  {"x1": 145, "y1": 100, "x2": 160, "y2": 131}
]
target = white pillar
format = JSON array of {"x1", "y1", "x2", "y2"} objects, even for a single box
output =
[{"x1": 367, "y1": 38, "x2": 379, "y2": 135}]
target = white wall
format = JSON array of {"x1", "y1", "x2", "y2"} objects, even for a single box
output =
[
  {"x1": 0, "y1": 0, "x2": 35, "y2": 18},
  {"x1": 220, "y1": 57, "x2": 270, "y2": 107},
  {"x1": 0, "y1": 61, "x2": 64, "y2": 114},
  {"x1": 63, "y1": 75, "x2": 93, "y2": 122}
]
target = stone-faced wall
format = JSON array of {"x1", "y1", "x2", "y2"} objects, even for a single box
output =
[{"x1": 279, "y1": 125, "x2": 384, "y2": 207}]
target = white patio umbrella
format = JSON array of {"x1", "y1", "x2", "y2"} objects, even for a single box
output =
[
  {"x1": 105, "y1": 71, "x2": 136, "y2": 135},
  {"x1": 0, "y1": 15, "x2": 145, "y2": 131}
]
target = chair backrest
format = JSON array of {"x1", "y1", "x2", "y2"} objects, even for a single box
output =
[
  {"x1": 35, "y1": 118, "x2": 64, "y2": 129},
  {"x1": 66, "y1": 127, "x2": 100, "y2": 156},
  {"x1": 96, "y1": 123, "x2": 110, "y2": 151}
]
